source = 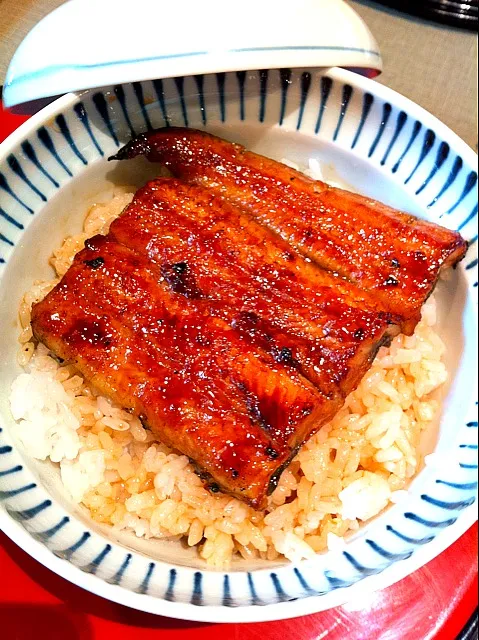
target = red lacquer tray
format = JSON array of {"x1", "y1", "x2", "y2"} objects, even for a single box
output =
[{"x1": 0, "y1": 99, "x2": 477, "y2": 640}]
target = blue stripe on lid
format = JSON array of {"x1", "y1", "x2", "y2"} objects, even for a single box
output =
[
  {"x1": 5, "y1": 46, "x2": 379, "y2": 92},
  {"x1": 6, "y1": 47, "x2": 380, "y2": 91}
]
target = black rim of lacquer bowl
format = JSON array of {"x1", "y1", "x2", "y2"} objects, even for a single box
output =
[{"x1": 375, "y1": 0, "x2": 479, "y2": 31}]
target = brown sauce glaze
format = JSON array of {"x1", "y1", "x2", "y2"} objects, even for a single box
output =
[
  {"x1": 108, "y1": 178, "x2": 399, "y2": 398},
  {"x1": 110, "y1": 127, "x2": 467, "y2": 333},
  {"x1": 31, "y1": 235, "x2": 339, "y2": 507},
  {"x1": 29, "y1": 129, "x2": 468, "y2": 508}
]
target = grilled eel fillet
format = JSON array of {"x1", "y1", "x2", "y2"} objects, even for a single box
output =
[
  {"x1": 32, "y1": 234, "x2": 341, "y2": 508},
  {"x1": 31, "y1": 180, "x2": 399, "y2": 508},
  {"x1": 108, "y1": 178, "x2": 401, "y2": 399},
  {"x1": 110, "y1": 127, "x2": 468, "y2": 335}
]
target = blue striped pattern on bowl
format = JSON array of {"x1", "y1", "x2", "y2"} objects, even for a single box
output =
[{"x1": 0, "y1": 68, "x2": 477, "y2": 611}]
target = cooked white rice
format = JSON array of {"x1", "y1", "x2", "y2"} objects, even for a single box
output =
[{"x1": 10, "y1": 178, "x2": 448, "y2": 569}]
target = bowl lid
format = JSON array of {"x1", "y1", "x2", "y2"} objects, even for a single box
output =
[{"x1": 3, "y1": 0, "x2": 382, "y2": 111}]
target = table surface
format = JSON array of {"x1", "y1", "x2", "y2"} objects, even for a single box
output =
[
  {"x1": 351, "y1": 0, "x2": 478, "y2": 149},
  {"x1": 0, "y1": 1, "x2": 478, "y2": 638}
]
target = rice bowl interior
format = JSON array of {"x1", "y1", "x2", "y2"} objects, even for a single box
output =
[
  {"x1": 2, "y1": 141, "x2": 471, "y2": 570},
  {"x1": 0, "y1": 71, "x2": 476, "y2": 622}
]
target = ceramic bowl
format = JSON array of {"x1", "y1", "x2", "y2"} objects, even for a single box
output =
[{"x1": 0, "y1": 67, "x2": 477, "y2": 623}]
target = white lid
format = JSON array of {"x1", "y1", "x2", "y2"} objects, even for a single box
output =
[{"x1": 3, "y1": 0, "x2": 382, "y2": 109}]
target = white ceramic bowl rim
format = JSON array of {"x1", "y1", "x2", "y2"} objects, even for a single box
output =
[{"x1": 1, "y1": 507, "x2": 476, "y2": 623}]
